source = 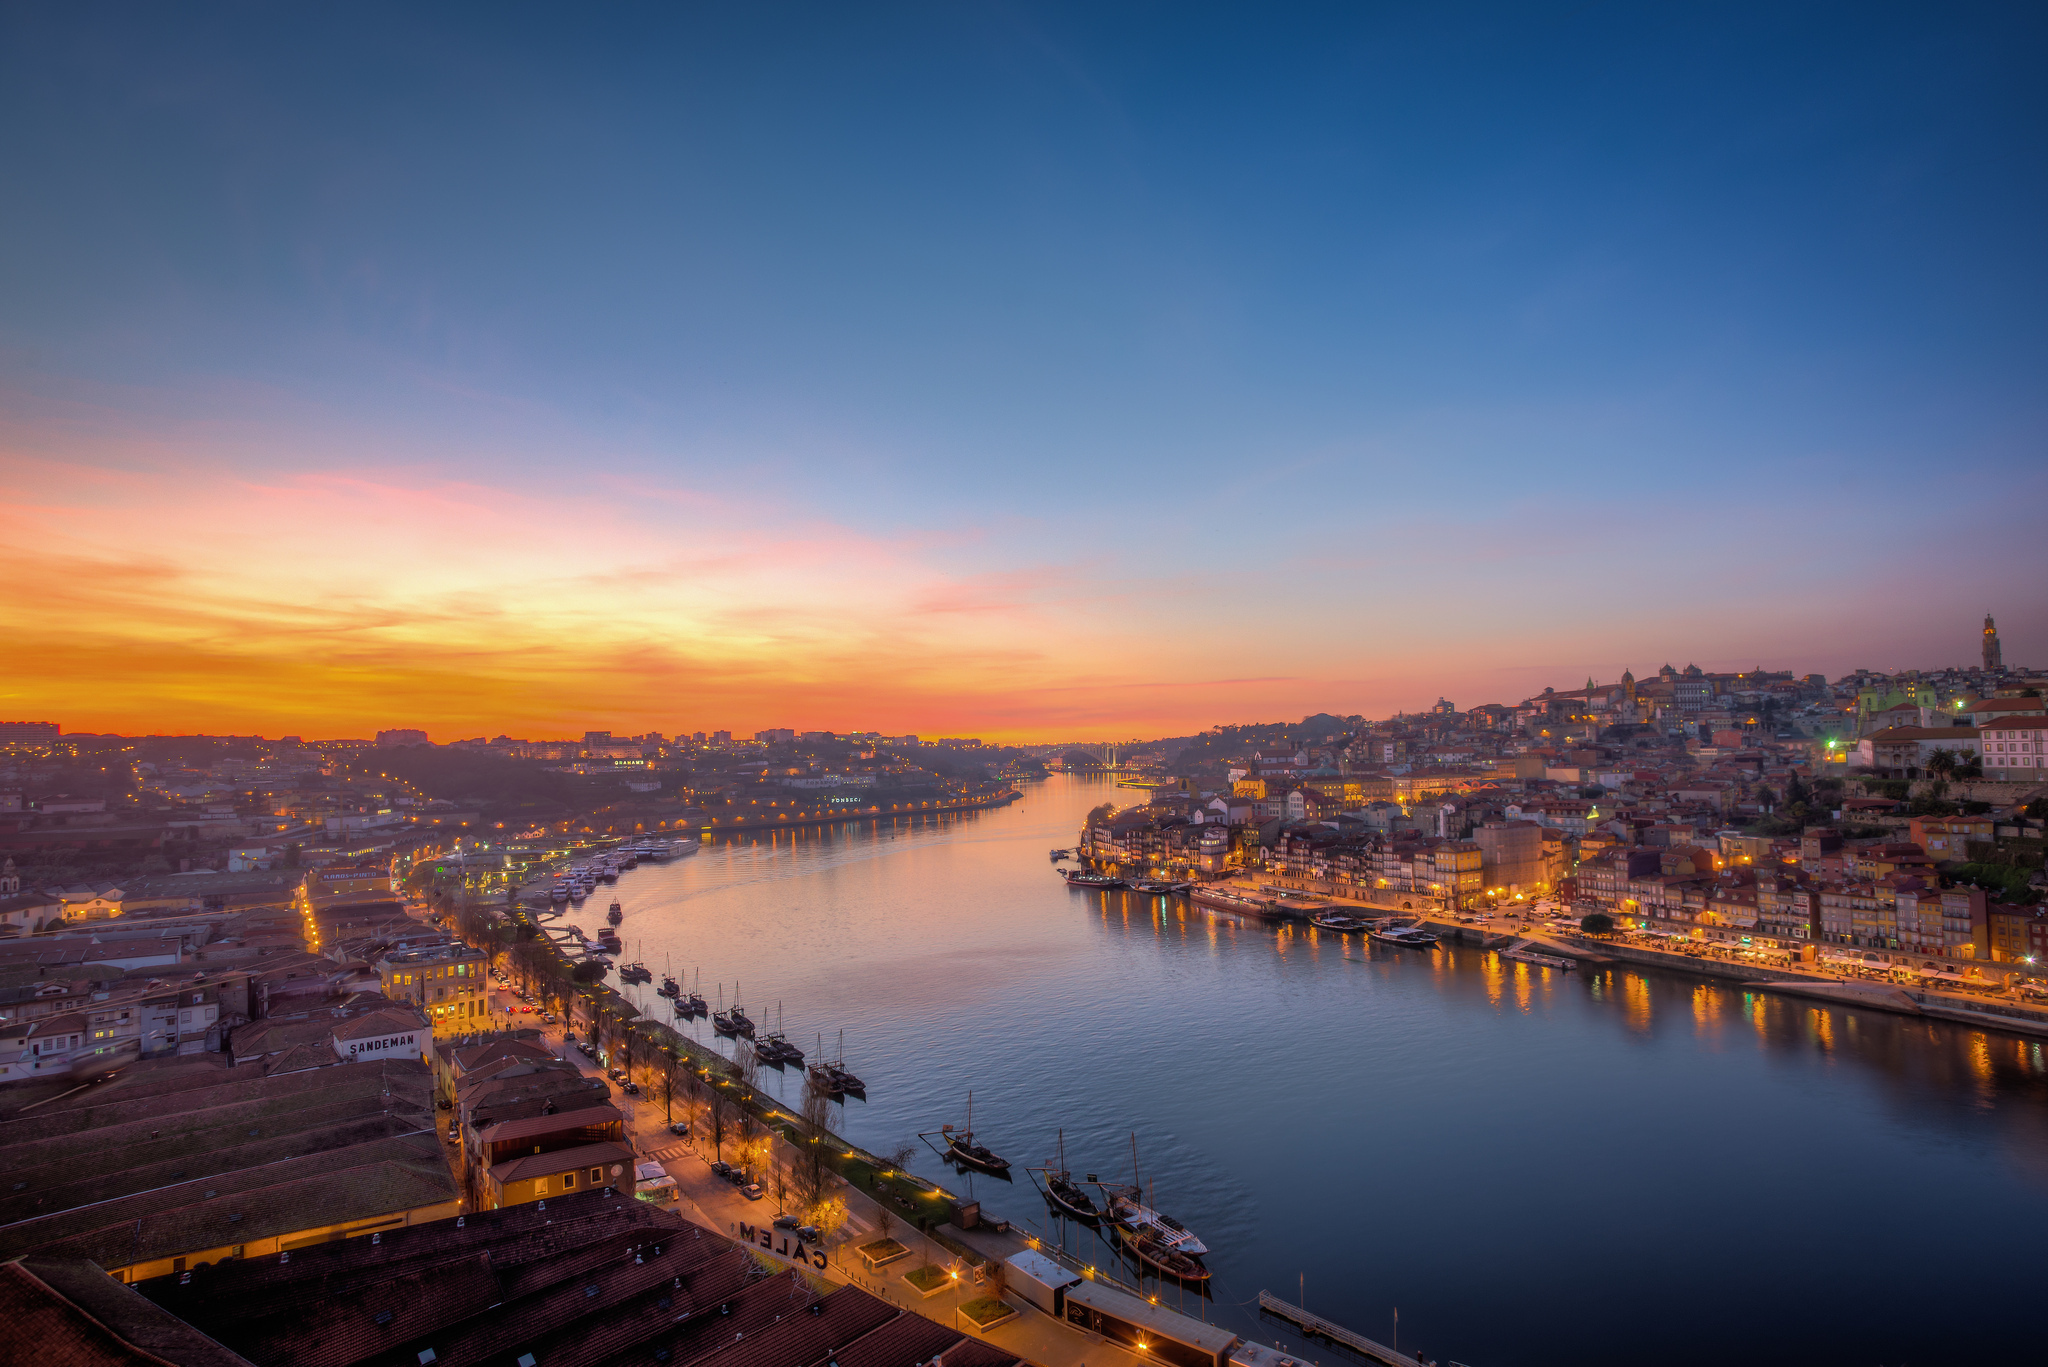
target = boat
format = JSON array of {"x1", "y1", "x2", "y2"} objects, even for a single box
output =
[
  {"x1": 1061, "y1": 870, "x2": 1127, "y2": 890},
  {"x1": 1115, "y1": 1225, "x2": 1211, "y2": 1281},
  {"x1": 1130, "y1": 879, "x2": 1192, "y2": 895},
  {"x1": 806, "y1": 1030, "x2": 864, "y2": 1095},
  {"x1": 943, "y1": 1092, "x2": 1010, "y2": 1174},
  {"x1": 1501, "y1": 947, "x2": 1577, "y2": 971},
  {"x1": 713, "y1": 982, "x2": 756, "y2": 1038},
  {"x1": 756, "y1": 1003, "x2": 805, "y2": 1066},
  {"x1": 1369, "y1": 924, "x2": 1441, "y2": 948},
  {"x1": 658, "y1": 954, "x2": 679, "y2": 997},
  {"x1": 1037, "y1": 1130, "x2": 1100, "y2": 1222},
  {"x1": 1098, "y1": 1134, "x2": 1209, "y2": 1258},
  {"x1": 550, "y1": 884, "x2": 570, "y2": 903},
  {"x1": 607, "y1": 900, "x2": 623, "y2": 924},
  {"x1": 619, "y1": 960, "x2": 652, "y2": 984},
  {"x1": 1049, "y1": 848, "x2": 1071, "y2": 861},
  {"x1": 1310, "y1": 911, "x2": 1368, "y2": 932}
]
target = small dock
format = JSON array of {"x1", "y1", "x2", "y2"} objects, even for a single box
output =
[{"x1": 1257, "y1": 1290, "x2": 1423, "y2": 1367}]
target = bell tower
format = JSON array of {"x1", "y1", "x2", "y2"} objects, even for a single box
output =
[{"x1": 1983, "y1": 613, "x2": 2002, "y2": 671}]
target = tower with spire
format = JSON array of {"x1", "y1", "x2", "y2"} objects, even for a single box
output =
[{"x1": 1983, "y1": 613, "x2": 2003, "y2": 671}]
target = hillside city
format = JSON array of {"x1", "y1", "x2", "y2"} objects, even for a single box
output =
[{"x1": 2, "y1": 617, "x2": 2044, "y2": 1366}]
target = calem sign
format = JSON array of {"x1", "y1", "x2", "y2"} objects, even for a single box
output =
[{"x1": 739, "y1": 1222, "x2": 828, "y2": 1270}]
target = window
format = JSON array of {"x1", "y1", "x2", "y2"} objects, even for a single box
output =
[
  {"x1": 590, "y1": 1167, "x2": 603, "y2": 1184},
  {"x1": 534, "y1": 1177, "x2": 549, "y2": 1195},
  {"x1": 563, "y1": 1170, "x2": 576, "y2": 1189}
]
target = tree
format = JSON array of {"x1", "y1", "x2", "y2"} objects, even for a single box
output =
[
  {"x1": 1925, "y1": 749, "x2": 1958, "y2": 781},
  {"x1": 708, "y1": 1086, "x2": 731, "y2": 1161},
  {"x1": 800, "y1": 1082, "x2": 837, "y2": 1203},
  {"x1": 572, "y1": 960, "x2": 607, "y2": 983},
  {"x1": 1580, "y1": 912, "x2": 1615, "y2": 935},
  {"x1": 1784, "y1": 772, "x2": 1810, "y2": 808}
]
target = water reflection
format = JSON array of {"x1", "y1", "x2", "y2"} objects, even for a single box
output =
[{"x1": 596, "y1": 774, "x2": 2048, "y2": 1367}]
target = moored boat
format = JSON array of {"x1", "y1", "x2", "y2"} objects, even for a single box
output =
[
  {"x1": 943, "y1": 1091, "x2": 1010, "y2": 1173},
  {"x1": 1037, "y1": 1131, "x2": 1099, "y2": 1221},
  {"x1": 1061, "y1": 869, "x2": 1127, "y2": 890},
  {"x1": 1115, "y1": 1225, "x2": 1211, "y2": 1281},
  {"x1": 1369, "y1": 924, "x2": 1440, "y2": 948}
]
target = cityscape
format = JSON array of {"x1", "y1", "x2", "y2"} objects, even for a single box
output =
[{"x1": 4, "y1": 6, "x2": 2046, "y2": 1367}]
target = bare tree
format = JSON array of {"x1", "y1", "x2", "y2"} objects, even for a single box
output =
[
  {"x1": 800, "y1": 1082, "x2": 836, "y2": 1203},
  {"x1": 708, "y1": 1086, "x2": 731, "y2": 1162},
  {"x1": 735, "y1": 1038, "x2": 759, "y2": 1092}
]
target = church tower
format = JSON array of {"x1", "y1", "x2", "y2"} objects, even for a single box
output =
[{"x1": 1983, "y1": 614, "x2": 2003, "y2": 671}]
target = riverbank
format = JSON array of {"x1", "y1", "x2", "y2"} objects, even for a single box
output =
[
  {"x1": 701, "y1": 788, "x2": 1022, "y2": 836},
  {"x1": 1184, "y1": 873, "x2": 2048, "y2": 1041}
]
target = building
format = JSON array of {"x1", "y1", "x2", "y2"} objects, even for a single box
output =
[
  {"x1": 374, "y1": 729, "x2": 429, "y2": 748},
  {"x1": 1979, "y1": 716, "x2": 2048, "y2": 781},
  {"x1": 1983, "y1": 613, "x2": 2003, "y2": 671},
  {"x1": 329, "y1": 1007, "x2": 430, "y2": 1064},
  {"x1": 0, "y1": 1054, "x2": 457, "y2": 1284},
  {"x1": 374, "y1": 941, "x2": 490, "y2": 1034},
  {"x1": 1475, "y1": 820, "x2": 1546, "y2": 892},
  {"x1": 0, "y1": 721, "x2": 60, "y2": 744},
  {"x1": 116, "y1": 1190, "x2": 1023, "y2": 1367}
]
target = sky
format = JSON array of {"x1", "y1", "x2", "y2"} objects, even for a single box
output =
[{"x1": 3, "y1": 1, "x2": 2045, "y2": 742}]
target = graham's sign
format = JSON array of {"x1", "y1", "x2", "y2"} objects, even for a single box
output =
[{"x1": 739, "y1": 1222, "x2": 829, "y2": 1270}]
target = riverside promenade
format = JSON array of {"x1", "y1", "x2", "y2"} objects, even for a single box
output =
[
  {"x1": 1190, "y1": 874, "x2": 2048, "y2": 1040},
  {"x1": 531, "y1": 1016, "x2": 1162, "y2": 1367}
]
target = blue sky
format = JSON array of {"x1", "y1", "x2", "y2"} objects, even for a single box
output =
[{"x1": 3, "y1": 2, "x2": 2044, "y2": 735}]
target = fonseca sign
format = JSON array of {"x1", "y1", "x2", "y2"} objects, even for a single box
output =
[{"x1": 738, "y1": 1222, "x2": 829, "y2": 1271}]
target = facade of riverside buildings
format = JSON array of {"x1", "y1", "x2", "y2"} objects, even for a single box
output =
[{"x1": 1078, "y1": 647, "x2": 2047, "y2": 976}]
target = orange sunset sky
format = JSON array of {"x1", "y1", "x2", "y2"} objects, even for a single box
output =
[{"x1": 4, "y1": 7, "x2": 2043, "y2": 742}]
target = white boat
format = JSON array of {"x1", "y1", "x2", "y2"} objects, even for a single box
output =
[
  {"x1": 1501, "y1": 947, "x2": 1577, "y2": 970},
  {"x1": 1369, "y1": 925, "x2": 1440, "y2": 948}
]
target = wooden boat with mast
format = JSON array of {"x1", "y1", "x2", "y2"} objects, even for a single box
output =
[
  {"x1": 1032, "y1": 1129, "x2": 1099, "y2": 1222},
  {"x1": 756, "y1": 1002, "x2": 805, "y2": 1066},
  {"x1": 941, "y1": 1091, "x2": 1011, "y2": 1174},
  {"x1": 805, "y1": 1030, "x2": 864, "y2": 1096},
  {"x1": 1094, "y1": 1133, "x2": 1210, "y2": 1278}
]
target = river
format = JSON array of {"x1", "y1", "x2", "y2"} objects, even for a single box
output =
[{"x1": 591, "y1": 774, "x2": 2048, "y2": 1367}]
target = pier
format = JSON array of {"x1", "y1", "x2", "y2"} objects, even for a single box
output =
[{"x1": 1256, "y1": 1291, "x2": 1423, "y2": 1367}]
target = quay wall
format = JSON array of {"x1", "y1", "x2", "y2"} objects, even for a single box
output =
[{"x1": 702, "y1": 789, "x2": 1020, "y2": 836}]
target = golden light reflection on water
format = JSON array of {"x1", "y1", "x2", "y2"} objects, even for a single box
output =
[
  {"x1": 1624, "y1": 973, "x2": 1651, "y2": 1034},
  {"x1": 1482, "y1": 953, "x2": 1505, "y2": 1008},
  {"x1": 1810, "y1": 1007, "x2": 1834, "y2": 1053},
  {"x1": 1513, "y1": 961, "x2": 1533, "y2": 1014}
]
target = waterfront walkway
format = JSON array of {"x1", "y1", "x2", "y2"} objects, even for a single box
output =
[{"x1": 530, "y1": 1016, "x2": 1157, "y2": 1367}]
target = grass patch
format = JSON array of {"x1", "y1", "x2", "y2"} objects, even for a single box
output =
[
  {"x1": 959, "y1": 1296, "x2": 1015, "y2": 1330},
  {"x1": 904, "y1": 1264, "x2": 951, "y2": 1296}
]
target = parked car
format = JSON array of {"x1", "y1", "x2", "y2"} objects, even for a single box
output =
[
  {"x1": 709, "y1": 1160, "x2": 732, "y2": 1178},
  {"x1": 622, "y1": 1081, "x2": 641, "y2": 1096},
  {"x1": 773, "y1": 1214, "x2": 801, "y2": 1230},
  {"x1": 668, "y1": 1121, "x2": 690, "y2": 1137},
  {"x1": 741, "y1": 1183, "x2": 764, "y2": 1201}
]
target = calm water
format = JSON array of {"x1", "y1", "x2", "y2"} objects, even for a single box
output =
[{"x1": 596, "y1": 775, "x2": 2048, "y2": 1367}]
